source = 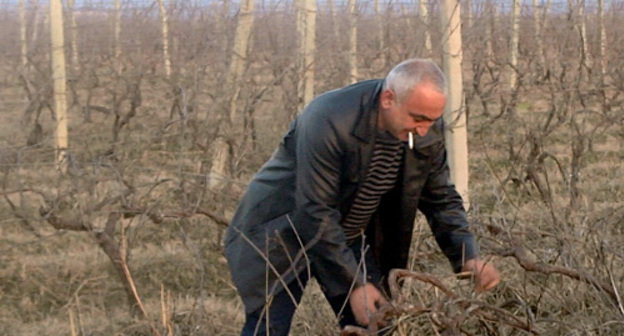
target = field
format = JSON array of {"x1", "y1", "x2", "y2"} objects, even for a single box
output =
[{"x1": 0, "y1": 0, "x2": 623, "y2": 335}]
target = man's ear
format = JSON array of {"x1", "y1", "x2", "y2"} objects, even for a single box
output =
[{"x1": 379, "y1": 89, "x2": 395, "y2": 109}]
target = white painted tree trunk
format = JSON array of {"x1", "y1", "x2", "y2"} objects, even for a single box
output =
[
  {"x1": 158, "y1": 0, "x2": 172, "y2": 79},
  {"x1": 510, "y1": 0, "x2": 521, "y2": 91},
  {"x1": 297, "y1": 0, "x2": 316, "y2": 111},
  {"x1": 209, "y1": 0, "x2": 255, "y2": 190},
  {"x1": 419, "y1": 0, "x2": 432, "y2": 57},
  {"x1": 67, "y1": 0, "x2": 79, "y2": 73},
  {"x1": 31, "y1": 1, "x2": 41, "y2": 49},
  {"x1": 538, "y1": 0, "x2": 551, "y2": 72},
  {"x1": 114, "y1": 0, "x2": 122, "y2": 70},
  {"x1": 226, "y1": 0, "x2": 254, "y2": 124},
  {"x1": 440, "y1": 0, "x2": 469, "y2": 207},
  {"x1": 578, "y1": 0, "x2": 591, "y2": 69},
  {"x1": 597, "y1": 0, "x2": 607, "y2": 80},
  {"x1": 532, "y1": 0, "x2": 545, "y2": 70},
  {"x1": 347, "y1": 0, "x2": 358, "y2": 84},
  {"x1": 19, "y1": 0, "x2": 28, "y2": 69},
  {"x1": 50, "y1": 0, "x2": 69, "y2": 173},
  {"x1": 485, "y1": 0, "x2": 496, "y2": 61}
]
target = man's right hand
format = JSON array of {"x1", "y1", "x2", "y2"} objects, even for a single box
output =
[{"x1": 349, "y1": 283, "x2": 388, "y2": 326}]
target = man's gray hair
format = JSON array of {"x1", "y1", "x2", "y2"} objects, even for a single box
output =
[{"x1": 383, "y1": 58, "x2": 447, "y2": 103}]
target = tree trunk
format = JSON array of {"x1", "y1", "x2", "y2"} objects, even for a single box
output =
[
  {"x1": 113, "y1": 0, "x2": 122, "y2": 72},
  {"x1": 67, "y1": 0, "x2": 79, "y2": 73},
  {"x1": 19, "y1": 0, "x2": 28, "y2": 70},
  {"x1": 226, "y1": 0, "x2": 254, "y2": 124},
  {"x1": 440, "y1": 0, "x2": 469, "y2": 207},
  {"x1": 158, "y1": 0, "x2": 172, "y2": 79},
  {"x1": 532, "y1": 0, "x2": 546, "y2": 72},
  {"x1": 510, "y1": 0, "x2": 521, "y2": 91},
  {"x1": 578, "y1": 0, "x2": 591, "y2": 70},
  {"x1": 297, "y1": 0, "x2": 316, "y2": 111},
  {"x1": 597, "y1": 0, "x2": 607, "y2": 81},
  {"x1": 538, "y1": 0, "x2": 552, "y2": 75},
  {"x1": 419, "y1": 0, "x2": 432, "y2": 57},
  {"x1": 209, "y1": 0, "x2": 255, "y2": 190},
  {"x1": 217, "y1": 0, "x2": 231, "y2": 65},
  {"x1": 485, "y1": 0, "x2": 496, "y2": 61},
  {"x1": 31, "y1": 1, "x2": 41, "y2": 50},
  {"x1": 50, "y1": 0, "x2": 69, "y2": 173},
  {"x1": 347, "y1": 0, "x2": 358, "y2": 83}
]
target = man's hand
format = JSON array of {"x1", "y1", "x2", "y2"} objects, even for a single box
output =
[
  {"x1": 349, "y1": 283, "x2": 388, "y2": 326},
  {"x1": 462, "y1": 258, "x2": 500, "y2": 292}
]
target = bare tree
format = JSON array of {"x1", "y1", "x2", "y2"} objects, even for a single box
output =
[
  {"x1": 50, "y1": 0, "x2": 69, "y2": 173},
  {"x1": 440, "y1": 0, "x2": 469, "y2": 206}
]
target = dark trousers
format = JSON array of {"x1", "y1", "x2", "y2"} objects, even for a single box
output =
[{"x1": 241, "y1": 240, "x2": 382, "y2": 336}]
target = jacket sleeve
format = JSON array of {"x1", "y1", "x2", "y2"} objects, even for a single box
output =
[
  {"x1": 290, "y1": 109, "x2": 366, "y2": 297},
  {"x1": 418, "y1": 140, "x2": 479, "y2": 273}
]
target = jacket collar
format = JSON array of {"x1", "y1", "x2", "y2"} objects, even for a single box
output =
[{"x1": 352, "y1": 79, "x2": 384, "y2": 143}]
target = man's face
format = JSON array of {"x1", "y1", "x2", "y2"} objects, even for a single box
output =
[{"x1": 378, "y1": 83, "x2": 446, "y2": 141}]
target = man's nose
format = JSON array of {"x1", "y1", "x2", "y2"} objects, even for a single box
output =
[{"x1": 414, "y1": 124, "x2": 431, "y2": 137}]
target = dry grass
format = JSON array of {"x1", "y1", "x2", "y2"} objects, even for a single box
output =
[{"x1": 1, "y1": 1, "x2": 624, "y2": 335}]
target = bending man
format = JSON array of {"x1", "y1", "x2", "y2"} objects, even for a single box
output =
[{"x1": 224, "y1": 58, "x2": 500, "y2": 335}]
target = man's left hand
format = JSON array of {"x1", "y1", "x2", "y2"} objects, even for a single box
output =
[{"x1": 462, "y1": 258, "x2": 500, "y2": 292}]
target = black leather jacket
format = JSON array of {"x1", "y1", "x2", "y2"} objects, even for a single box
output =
[{"x1": 224, "y1": 79, "x2": 478, "y2": 314}]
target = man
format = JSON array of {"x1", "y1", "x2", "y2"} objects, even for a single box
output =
[{"x1": 224, "y1": 58, "x2": 500, "y2": 335}]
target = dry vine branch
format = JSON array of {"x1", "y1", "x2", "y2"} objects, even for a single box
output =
[
  {"x1": 388, "y1": 269, "x2": 458, "y2": 301},
  {"x1": 492, "y1": 245, "x2": 618, "y2": 304},
  {"x1": 341, "y1": 268, "x2": 540, "y2": 335}
]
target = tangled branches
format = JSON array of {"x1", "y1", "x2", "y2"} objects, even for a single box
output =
[{"x1": 341, "y1": 269, "x2": 540, "y2": 336}]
